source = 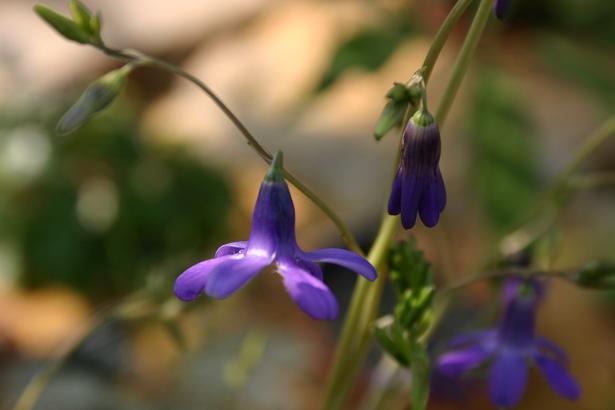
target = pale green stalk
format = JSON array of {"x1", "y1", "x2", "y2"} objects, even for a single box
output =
[{"x1": 321, "y1": 0, "x2": 492, "y2": 408}]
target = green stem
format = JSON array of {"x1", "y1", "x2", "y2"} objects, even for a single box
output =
[
  {"x1": 99, "y1": 47, "x2": 364, "y2": 255},
  {"x1": 321, "y1": 1, "x2": 493, "y2": 408},
  {"x1": 435, "y1": 0, "x2": 492, "y2": 125},
  {"x1": 421, "y1": 0, "x2": 476, "y2": 83}
]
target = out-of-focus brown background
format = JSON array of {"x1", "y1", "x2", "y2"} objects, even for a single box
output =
[{"x1": 0, "y1": 0, "x2": 614, "y2": 409}]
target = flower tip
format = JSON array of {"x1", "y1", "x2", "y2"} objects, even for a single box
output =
[{"x1": 265, "y1": 150, "x2": 285, "y2": 182}]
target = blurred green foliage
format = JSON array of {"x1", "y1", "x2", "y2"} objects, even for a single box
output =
[
  {"x1": 468, "y1": 69, "x2": 540, "y2": 234},
  {"x1": 316, "y1": 18, "x2": 415, "y2": 92},
  {"x1": 0, "y1": 101, "x2": 231, "y2": 299}
]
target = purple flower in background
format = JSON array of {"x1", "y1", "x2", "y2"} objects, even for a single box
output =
[
  {"x1": 494, "y1": 0, "x2": 510, "y2": 20},
  {"x1": 437, "y1": 279, "x2": 581, "y2": 407},
  {"x1": 174, "y1": 151, "x2": 377, "y2": 320},
  {"x1": 388, "y1": 109, "x2": 446, "y2": 229}
]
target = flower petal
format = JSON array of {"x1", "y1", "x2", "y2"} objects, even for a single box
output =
[
  {"x1": 400, "y1": 174, "x2": 423, "y2": 229},
  {"x1": 418, "y1": 173, "x2": 441, "y2": 227},
  {"x1": 447, "y1": 330, "x2": 494, "y2": 348},
  {"x1": 437, "y1": 344, "x2": 491, "y2": 378},
  {"x1": 215, "y1": 241, "x2": 248, "y2": 257},
  {"x1": 205, "y1": 255, "x2": 271, "y2": 298},
  {"x1": 304, "y1": 248, "x2": 376, "y2": 281},
  {"x1": 488, "y1": 353, "x2": 529, "y2": 407},
  {"x1": 536, "y1": 337, "x2": 569, "y2": 365},
  {"x1": 534, "y1": 354, "x2": 581, "y2": 400},
  {"x1": 278, "y1": 261, "x2": 339, "y2": 320},
  {"x1": 387, "y1": 171, "x2": 402, "y2": 215},
  {"x1": 174, "y1": 255, "x2": 235, "y2": 301}
]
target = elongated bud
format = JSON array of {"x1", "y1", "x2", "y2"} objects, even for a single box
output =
[
  {"x1": 264, "y1": 151, "x2": 284, "y2": 183},
  {"x1": 57, "y1": 66, "x2": 131, "y2": 135},
  {"x1": 34, "y1": 4, "x2": 90, "y2": 44},
  {"x1": 577, "y1": 261, "x2": 615, "y2": 289},
  {"x1": 69, "y1": 0, "x2": 92, "y2": 28},
  {"x1": 374, "y1": 82, "x2": 421, "y2": 141}
]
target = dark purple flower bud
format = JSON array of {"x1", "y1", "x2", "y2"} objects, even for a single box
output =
[
  {"x1": 437, "y1": 279, "x2": 581, "y2": 407},
  {"x1": 388, "y1": 110, "x2": 446, "y2": 229},
  {"x1": 174, "y1": 151, "x2": 377, "y2": 320},
  {"x1": 494, "y1": 0, "x2": 510, "y2": 20}
]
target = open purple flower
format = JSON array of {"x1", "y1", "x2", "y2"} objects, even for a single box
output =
[
  {"x1": 388, "y1": 109, "x2": 446, "y2": 229},
  {"x1": 494, "y1": 0, "x2": 510, "y2": 20},
  {"x1": 437, "y1": 279, "x2": 581, "y2": 407},
  {"x1": 174, "y1": 151, "x2": 377, "y2": 320}
]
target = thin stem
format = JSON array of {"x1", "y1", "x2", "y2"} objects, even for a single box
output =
[
  {"x1": 435, "y1": 0, "x2": 492, "y2": 125},
  {"x1": 421, "y1": 0, "x2": 476, "y2": 83},
  {"x1": 499, "y1": 115, "x2": 615, "y2": 257},
  {"x1": 99, "y1": 47, "x2": 364, "y2": 254},
  {"x1": 441, "y1": 267, "x2": 574, "y2": 294},
  {"x1": 12, "y1": 305, "x2": 115, "y2": 410},
  {"x1": 321, "y1": 1, "x2": 492, "y2": 408}
]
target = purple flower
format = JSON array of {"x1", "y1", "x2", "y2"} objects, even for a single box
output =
[
  {"x1": 174, "y1": 152, "x2": 377, "y2": 320},
  {"x1": 494, "y1": 0, "x2": 510, "y2": 20},
  {"x1": 437, "y1": 279, "x2": 580, "y2": 407},
  {"x1": 388, "y1": 109, "x2": 446, "y2": 229}
]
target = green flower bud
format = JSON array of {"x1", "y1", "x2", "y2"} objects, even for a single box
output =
[
  {"x1": 577, "y1": 261, "x2": 615, "y2": 289},
  {"x1": 69, "y1": 0, "x2": 92, "y2": 30},
  {"x1": 57, "y1": 66, "x2": 130, "y2": 135},
  {"x1": 34, "y1": 4, "x2": 90, "y2": 44}
]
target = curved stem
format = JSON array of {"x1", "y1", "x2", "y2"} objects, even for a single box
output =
[
  {"x1": 421, "y1": 0, "x2": 476, "y2": 84},
  {"x1": 435, "y1": 0, "x2": 492, "y2": 125},
  {"x1": 321, "y1": 1, "x2": 492, "y2": 408},
  {"x1": 100, "y1": 47, "x2": 364, "y2": 254}
]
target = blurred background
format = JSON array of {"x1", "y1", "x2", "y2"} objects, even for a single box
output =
[{"x1": 0, "y1": 0, "x2": 614, "y2": 408}]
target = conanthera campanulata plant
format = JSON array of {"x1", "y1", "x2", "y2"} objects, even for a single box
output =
[{"x1": 16, "y1": 1, "x2": 615, "y2": 409}]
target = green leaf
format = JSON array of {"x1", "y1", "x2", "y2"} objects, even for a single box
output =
[
  {"x1": 374, "y1": 101, "x2": 406, "y2": 141},
  {"x1": 373, "y1": 322, "x2": 409, "y2": 367},
  {"x1": 389, "y1": 239, "x2": 434, "y2": 295},
  {"x1": 410, "y1": 340, "x2": 430, "y2": 410},
  {"x1": 34, "y1": 4, "x2": 90, "y2": 44},
  {"x1": 57, "y1": 66, "x2": 130, "y2": 135}
]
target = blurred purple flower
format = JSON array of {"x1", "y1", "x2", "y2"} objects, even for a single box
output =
[
  {"x1": 174, "y1": 152, "x2": 376, "y2": 320},
  {"x1": 437, "y1": 279, "x2": 580, "y2": 407},
  {"x1": 388, "y1": 109, "x2": 446, "y2": 229},
  {"x1": 494, "y1": 0, "x2": 510, "y2": 20}
]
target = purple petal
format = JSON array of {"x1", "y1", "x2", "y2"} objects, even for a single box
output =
[
  {"x1": 494, "y1": 0, "x2": 510, "y2": 20},
  {"x1": 205, "y1": 255, "x2": 271, "y2": 298},
  {"x1": 534, "y1": 354, "x2": 581, "y2": 400},
  {"x1": 304, "y1": 248, "x2": 376, "y2": 281},
  {"x1": 278, "y1": 260, "x2": 339, "y2": 320},
  {"x1": 418, "y1": 173, "x2": 441, "y2": 227},
  {"x1": 536, "y1": 337, "x2": 569, "y2": 365},
  {"x1": 438, "y1": 344, "x2": 491, "y2": 378},
  {"x1": 400, "y1": 174, "x2": 423, "y2": 229},
  {"x1": 387, "y1": 170, "x2": 402, "y2": 215},
  {"x1": 215, "y1": 241, "x2": 248, "y2": 257},
  {"x1": 174, "y1": 255, "x2": 235, "y2": 301},
  {"x1": 488, "y1": 353, "x2": 529, "y2": 407},
  {"x1": 447, "y1": 330, "x2": 494, "y2": 348}
]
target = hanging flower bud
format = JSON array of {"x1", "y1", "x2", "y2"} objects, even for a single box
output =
[
  {"x1": 493, "y1": 0, "x2": 510, "y2": 20},
  {"x1": 388, "y1": 109, "x2": 446, "y2": 229},
  {"x1": 57, "y1": 65, "x2": 131, "y2": 135}
]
